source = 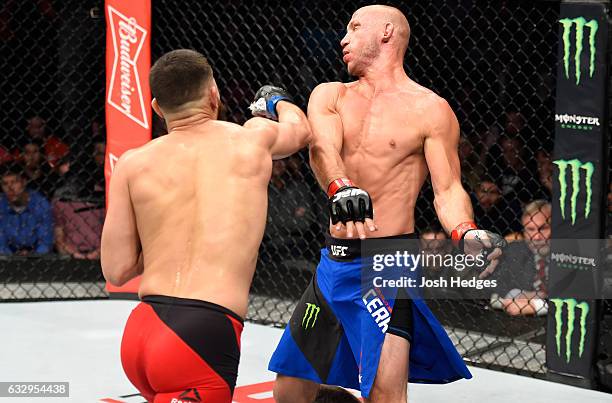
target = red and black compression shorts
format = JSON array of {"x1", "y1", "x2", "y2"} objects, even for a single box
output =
[{"x1": 120, "y1": 295, "x2": 243, "y2": 403}]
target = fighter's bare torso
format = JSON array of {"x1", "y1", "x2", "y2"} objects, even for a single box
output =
[
  {"x1": 328, "y1": 79, "x2": 449, "y2": 238},
  {"x1": 125, "y1": 121, "x2": 272, "y2": 318}
]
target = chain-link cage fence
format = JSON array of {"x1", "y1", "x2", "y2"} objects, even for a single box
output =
[
  {"x1": 1, "y1": 0, "x2": 610, "y2": 380},
  {"x1": 152, "y1": 0, "x2": 562, "y2": 376},
  {"x1": 0, "y1": 0, "x2": 107, "y2": 299}
]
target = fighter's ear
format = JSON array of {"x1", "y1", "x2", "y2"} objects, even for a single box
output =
[
  {"x1": 151, "y1": 98, "x2": 164, "y2": 118},
  {"x1": 382, "y1": 22, "x2": 394, "y2": 43},
  {"x1": 209, "y1": 83, "x2": 219, "y2": 112}
]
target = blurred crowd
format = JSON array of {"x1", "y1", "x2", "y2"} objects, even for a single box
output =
[
  {"x1": 2, "y1": 105, "x2": 611, "y2": 319},
  {"x1": 0, "y1": 115, "x2": 105, "y2": 259}
]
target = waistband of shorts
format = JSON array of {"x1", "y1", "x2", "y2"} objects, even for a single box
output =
[
  {"x1": 325, "y1": 233, "x2": 418, "y2": 261},
  {"x1": 141, "y1": 295, "x2": 244, "y2": 324}
]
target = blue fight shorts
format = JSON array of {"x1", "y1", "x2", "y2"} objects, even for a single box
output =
[{"x1": 268, "y1": 234, "x2": 472, "y2": 398}]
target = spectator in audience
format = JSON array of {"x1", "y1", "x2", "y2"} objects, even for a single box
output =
[
  {"x1": 53, "y1": 196, "x2": 104, "y2": 259},
  {"x1": 0, "y1": 164, "x2": 53, "y2": 255},
  {"x1": 51, "y1": 138, "x2": 105, "y2": 259},
  {"x1": 78, "y1": 136, "x2": 106, "y2": 197},
  {"x1": 17, "y1": 115, "x2": 69, "y2": 167},
  {"x1": 494, "y1": 136, "x2": 537, "y2": 202},
  {"x1": 0, "y1": 145, "x2": 12, "y2": 165},
  {"x1": 471, "y1": 178, "x2": 522, "y2": 235},
  {"x1": 492, "y1": 200, "x2": 551, "y2": 316},
  {"x1": 420, "y1": 224, "x2": 450, "y2": 270},
  {"x1": 48, "y1": 154, "x2": 77, "y2": 200},
  {"x1": 19, "y1": 138, "x2": 55, "y2": 197},
  {"x1": 91, "y1": 119, "x2": 103, "y2": 138},
  {"x1": 532, "y1": 150, "x2": 553, "y2": 201},
  {"x1": 504, "y1": 231, "x2": 524, "y2": 242},
  {"x1": 488, "y1": 109, "x2": 543, "y2": 199},
  {"x1": 93, "y1": 138, "x2": 105, "y2": 168},
  {"x1": 482, "y1": 110, "x2": 526, "y2": 165},
  {"x1": 54, "y1": 138, "x2": 105, "y2": 201}
]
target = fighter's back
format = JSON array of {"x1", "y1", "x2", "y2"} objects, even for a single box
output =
[
  {"x1": 102, "y1": 50, "x2": 311, "y2": 403},
  {"x1": 125, "y1": 121, "x2": 272, "y2": 317}
]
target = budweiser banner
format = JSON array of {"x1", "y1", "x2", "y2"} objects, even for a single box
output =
[
  {"x1": 105, "y1": 0, "x2": 152, "y2": 295},
  {"x1": 546, "y1": 2, "x2": 609, "y2": 384}
]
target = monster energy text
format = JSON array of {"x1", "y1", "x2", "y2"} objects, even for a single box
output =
[
  {"x1": 555, "y1": 113, "x2": 600, "y2": 131},
  {"x1": 551, "y1": 252, "x2": 596, "y2": 271},
  {"x1": 302, "y1": 303, "x2": 320, "y2": 329},
  {"x1": 553, "y1": 159, "x2": 593, "y2": 225},
  {"x1": 559, "y1": 17, "x2": 598, "y2": 84},
  {"x1": 551, "y1": 299, "x2": 589, "y2": 363}
]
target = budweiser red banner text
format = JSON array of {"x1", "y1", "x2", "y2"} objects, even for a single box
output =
[{"x1": 105, "y1": 0, "x2": 152, "y2": 295}]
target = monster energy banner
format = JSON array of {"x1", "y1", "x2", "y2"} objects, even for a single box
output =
[{"x1": 547, "y1": 2, "x2": 609, "y2": 382}]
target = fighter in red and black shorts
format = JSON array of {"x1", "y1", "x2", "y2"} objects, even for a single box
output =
[
  {"x1": 101, "y1": 51, "x2": 310, "y2": 402},
  {"x1": 121, "y1": 295, "x2": 243, "y2": 403}
]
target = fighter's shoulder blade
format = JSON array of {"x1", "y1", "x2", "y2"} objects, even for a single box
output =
[
  {"x1": 113, "y1": 147, "x2": 141, "y2": 172},
  {"x1": 113, "y1": 137, "x2": 171, "y2": 176}
]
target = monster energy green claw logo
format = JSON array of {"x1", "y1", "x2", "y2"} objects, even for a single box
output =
[
  {"x1": 302, "y1": 303, "x2": 320, "y2": 329},
  {"x1": 553, "y1": 159, "x2": 593, "y2": 225},
  {"x1": 560, "y1": 17, "x2": 598, "y2": 84},
  {"x1": 551, "y1": 299, "x2": 589, "y2": 363}
]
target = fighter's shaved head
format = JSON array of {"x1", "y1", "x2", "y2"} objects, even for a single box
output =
[
  {"x1": 353, "y1": 5, "x2": 410, "y2": 56},
  {"x1": 341, "y1": 5, "x2": 411, "y2": 76}
]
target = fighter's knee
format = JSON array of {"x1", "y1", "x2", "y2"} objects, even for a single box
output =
[
  {"x1": 367, "y1": 383, "x2": 407, "y2": 403},
  {"x1": 273, "y1": 377, "x2": 299, "y2": 403},
  {"x1": 273, "y1": 378, "x2": 292, "y2": 403},
  {"x1": 273, "y1": 375, "x2": 319, "y2": 403}
]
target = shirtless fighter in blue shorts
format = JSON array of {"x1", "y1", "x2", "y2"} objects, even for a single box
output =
[{"x1": 269, "y1": 5, "x2": 505, "y2": 402}]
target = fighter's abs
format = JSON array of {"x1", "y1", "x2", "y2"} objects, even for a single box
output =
[{"x1": 332, "y1": 91, "x2": 429, "y2": 237}]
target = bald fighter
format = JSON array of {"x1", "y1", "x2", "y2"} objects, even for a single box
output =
[
  {"x1": 101, "y1": 49, "x2": 310, "y2": 403},
  {"x1": 269, "y1": 5, "x2": 505, "y2": 402}
]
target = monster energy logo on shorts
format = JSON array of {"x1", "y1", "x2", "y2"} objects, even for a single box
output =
[
  {"x1": 551, "y1": 299, "x2": 589, "y2": 363},
  {"x1": 302, "y1": 303, "x2": 320, "y2": 329},
  {"x1": 559, "y1": 17, "x2": 598, "y2": 84},
  {"x1": 553, "y1": 159, "x2": 593, "y2": 225}
]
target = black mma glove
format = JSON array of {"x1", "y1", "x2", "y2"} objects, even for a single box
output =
[
  {"x1": 451, "y1": 222, "x2": 507, "y2": 255},
  {"x1": 327, "y1": 178, "x2": 373, "y2": 224},
  {"x1": 452, "y1": 222, "x2": 507, "y2": 278},
  {"x1": 463, "y1": 229, "x2": 507, "y2": 259},
  {"x1": 248, "y1": 85, "x2": 294, "y2": 120}
]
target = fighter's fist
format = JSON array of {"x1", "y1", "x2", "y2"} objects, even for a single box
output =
[
  {"x1": 328, "y1": 186, "x2": 373, "y2": 225},
  {"x1": 249, "y1": 85, "x2": 293, "y2": 120},
  {"x1": 462, "y1": 229, "x2": 507, "y2": 279}
]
